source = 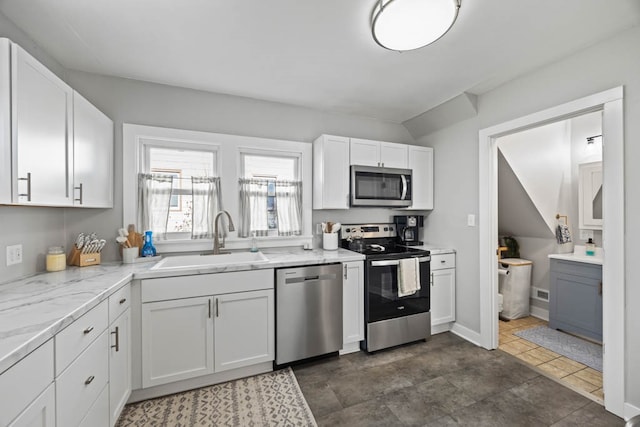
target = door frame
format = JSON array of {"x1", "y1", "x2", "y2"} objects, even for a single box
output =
[{"x1": 478, "y1": 86, "x2": 624, "y2": 416}]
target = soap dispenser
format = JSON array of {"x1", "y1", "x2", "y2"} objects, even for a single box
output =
[
  {"x1": 250, "y1": 231, "x2": 259, "y2": 253},
  {"x1": 141, "y1": 230, "x2": 157, "y2": 257},
  {"x1": 585, "y1": 238, "x2": 595, "y2": 256}
]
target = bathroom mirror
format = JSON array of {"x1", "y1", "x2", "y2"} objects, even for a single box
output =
[{"x1": 578, "y1": 161, "x2": 603, "y2": 230}]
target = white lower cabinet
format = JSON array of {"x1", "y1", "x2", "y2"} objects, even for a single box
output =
[
  {"x1": 109, "y1": 309, "x2": 131, "y2": 425},
  {"x1": 7, "y1": 383, "x2": 55, "y2": 427},
  {"x1": 56, "y1": 330, "x2": 109, "y2": 427},
  {"x1": 430, "y1": 253, "x2": 456, "y2": 327},
  {"x1": 214, "y1": 290, "x2": 274, "y2": 372},
  {"x1": 142, "y1": 296, "x2": 214, "y2": 388},
  {"x1": 140, "y1": 270, "x2": 275, "y2": 389},
  {"x1": 341, "y1": 261, "x2": 364, "y2": 354}
]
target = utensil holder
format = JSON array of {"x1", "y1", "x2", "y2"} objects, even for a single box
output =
[
  {"x1": 122, "y1": 247, "x2": 139, "y2": 264},
  {"x1": 67, "y1": 247, "x2": 101, "y2": 267},
  {"x1": 323, "y1": 233, "x2": 338, "y2": 251}
]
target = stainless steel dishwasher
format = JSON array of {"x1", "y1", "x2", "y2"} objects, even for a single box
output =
[{"x1": 276, "y1": 263, "x2": 343, "y2": 365}]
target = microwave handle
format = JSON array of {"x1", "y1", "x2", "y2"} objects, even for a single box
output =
[
  {"x1": 371, "y1": 256, "x2": 430, "y2": 267},
  {"x1": 400, "y1": 175, "x2": 407, "y2": 200}
]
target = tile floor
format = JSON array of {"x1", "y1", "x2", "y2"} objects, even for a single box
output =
[
  {"x1": 498, "y1": 316, "x2": 604, "y2": 402},
  {"x1": 292, "y1": 332, "x2": 622, "y2": 426}
]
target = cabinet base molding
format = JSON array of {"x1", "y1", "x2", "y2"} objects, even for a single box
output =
[
  {"x1": 128, "y1": 362, "x2": 272, "y2": 403},
  {"x1": 339, "y1": 342, "x2": 361, "y2": 355},
  {"x1": 431, "y1": 322, "x2": 454, "y2": 335}
]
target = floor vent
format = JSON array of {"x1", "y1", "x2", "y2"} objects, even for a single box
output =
[{"x1": 531, "y1": 287, "x2": 549, "y2": 302}]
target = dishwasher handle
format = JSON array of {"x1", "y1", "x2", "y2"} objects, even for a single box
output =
[{"x1": 284, "y1": 273, "x2": 336, "y2": 284}]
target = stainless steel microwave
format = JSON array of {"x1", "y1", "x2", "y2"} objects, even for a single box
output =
[{"x1": 350, "y1": 165, "x2": 412, "y2": 207}]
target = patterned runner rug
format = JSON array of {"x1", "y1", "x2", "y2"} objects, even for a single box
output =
[
  {"x1": 515, "y1": 325, "x2": 602, "y2": 372},
  {"x1": 116, "y1": 367, "x2": 317, "y2": 426}
]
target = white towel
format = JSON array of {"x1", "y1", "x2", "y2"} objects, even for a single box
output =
[{"x1": 398, "y1": 258, "x2": 421, "y2": 297}]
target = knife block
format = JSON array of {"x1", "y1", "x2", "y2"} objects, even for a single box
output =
[{"x1": 67, "y1": 247, "x2": 101, "y2": 267}]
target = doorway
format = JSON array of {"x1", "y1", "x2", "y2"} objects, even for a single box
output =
[{"x1": 478, "y1": 87, "x2": 624, "y2": 417}]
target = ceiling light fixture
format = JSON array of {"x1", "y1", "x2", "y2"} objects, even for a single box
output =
[{"x1": 372, "y1": 0, "x2": 461, "y2": 52}]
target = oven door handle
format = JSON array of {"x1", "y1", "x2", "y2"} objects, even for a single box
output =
[{"x1": 370, "y1": 256, "x2": 430, "y2": 267}]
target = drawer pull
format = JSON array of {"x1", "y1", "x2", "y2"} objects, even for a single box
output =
[
  {"x1": 119, "y1": 298, "x2": 127, "y2": 304},
  {"x1": 441, "y1": 259, "x2": 446, "y2": 263},
  {"x1": 83, "y1": 326, "x2": 94, "y2": 334},
  {"x1": 85, "y1": 375, "x2": 95, "y2": 385},
  {"x1": 111, "y1": 326, "x2": 120, "y2": 352}
]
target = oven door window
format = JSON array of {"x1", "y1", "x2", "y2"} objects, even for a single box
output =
[{"x1": 366, "y1": 261, "x2": 430, "y2": 322}]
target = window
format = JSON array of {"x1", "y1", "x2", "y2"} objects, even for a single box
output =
[
  {"x1": 239, "y1": 152, "x2": 302, "y2": 237},
  {"x1": 140, "y1": 141, "x2": 220, "y2": 239}
]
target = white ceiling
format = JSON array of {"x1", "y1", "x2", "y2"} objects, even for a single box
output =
[{"x1": 1, "y1": 0, "x2": 638, "y2": 123}]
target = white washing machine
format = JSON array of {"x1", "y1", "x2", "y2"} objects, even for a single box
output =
[{"x1": 498, "y1": 258, "x2": 533, "y2": 320}]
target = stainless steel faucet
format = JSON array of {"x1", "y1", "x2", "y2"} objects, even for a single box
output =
[{"x1": 213, "y1": 210, "x2": 235, "y2": 254}]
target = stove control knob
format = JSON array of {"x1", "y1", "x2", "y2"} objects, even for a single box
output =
[
  {"x1": 345, "y1": 228, "x2": 351, "y2": 232},
  {"x1": 384, "y1": 227, "x2": 388, "y2": 231}
]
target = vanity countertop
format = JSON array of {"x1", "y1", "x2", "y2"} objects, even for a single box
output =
[
  {"x1": 548, "y1": 246, "x2": 603, "y2": 266},
  {"x1": 0, "y1": 247, "x2": 363, "y2": 374}
]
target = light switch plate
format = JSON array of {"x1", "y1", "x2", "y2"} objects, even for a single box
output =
[{"x1": 467, "y1": 214, "x2": 476, "y2": 227}]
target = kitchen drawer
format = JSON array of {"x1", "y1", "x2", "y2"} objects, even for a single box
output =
[
  {"x1": 430, "y1": 253, "x2": 455, "y2": 270},
  {"x1": 109, "y1": 283, "x2": 131, "y2": 322},
  {"x1": 141, "y1": 269, "x2": 274, "y2": 302},
  {"x1": 55, "y1": 300, "x2": 108, "y2": 375},
  {"x1": 79, "y1": 384, "x2": 109, "y2": 427},
  {"x1": 56, "y1": 330, "x2": 109, "y2": 427},
  {"x1": 0, "y1": 340, "x2": 54, "y2": 427}
]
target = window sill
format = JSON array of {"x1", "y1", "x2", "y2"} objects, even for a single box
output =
[{"x1": 154, "y1": 235, "x2": 314, "y2": 254}]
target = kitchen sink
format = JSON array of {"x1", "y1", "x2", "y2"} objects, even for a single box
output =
[{"x1": 151, "y1": 251, "x2": 269, "y2": 270}]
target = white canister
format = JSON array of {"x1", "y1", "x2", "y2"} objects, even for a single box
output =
[
  {"x1": 323, "y1": 233, "x2": 338, "y2": 251},
  {"x1": 122, "y1": 247, "x2": 139, "y2": 264}
]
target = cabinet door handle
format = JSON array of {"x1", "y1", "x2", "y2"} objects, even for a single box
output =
[
  {"x1": 430, "y1": 272, "x2": 434, "y2": 287},
  {"x1": 344, "y1": 264, "x2": 348, "y2": 279},
  {"x1": 84, "y1": 375, "x2": 95, "y2": 385},
  {"x1": 599, "y1": 281, "x2": 602, "y2": 295},
  {"x1": 18, "y1": 172, "x2": 32, "y2": 201},
  {"x1": 74, "y1": 182, "x2": 83, "y2": 204},
  {"x1": 111, "y1": 326, "x2": 119, "y2": 352},
  {"x1": 208, "y1": 299, "x2": 212, "y2": 318},
  {"x1": 83, "y1": 326, "x2": 94, "y2": 334},
  {"x1": 119, "y1": 298, "x2": 127, "y2": 304},
  {"x1": 215, "y1": 298, "x2": 220, "y2": 317}
]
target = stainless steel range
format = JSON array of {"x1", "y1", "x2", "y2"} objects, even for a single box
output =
[{"x1": 341, "y1": 223, "x2": 431, "y2": 352}]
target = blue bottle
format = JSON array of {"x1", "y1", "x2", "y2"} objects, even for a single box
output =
[{"x1": 141, "y1": 230, "x2": 157, "y2": 257}]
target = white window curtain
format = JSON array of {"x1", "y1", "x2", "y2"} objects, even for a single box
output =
[
  {"x1": 276, "y1": 180, "x2": 302, "y2": 236},
  {"x1": 191, "y1": 177, "x2": 223, "y2": 239},
  {"x1": 238, "y1": 178, "x2": 269, "y2": 237},
  {"x1": 138, "y1": 173, "x2": 174, "y2": 239}
]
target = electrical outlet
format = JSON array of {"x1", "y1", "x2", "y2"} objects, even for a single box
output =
[
  {"x1": 6, "y1": 244, "x2": 23, "y2": 266},
  {"x1": 579, "y1": 229, "x2": 594, "y2": 241}
]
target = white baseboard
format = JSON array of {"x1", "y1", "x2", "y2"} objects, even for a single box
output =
[
  {"x1": 625, "y1": 402, "x2": 640, "y2": 421},
  {"x1": 431, "y1": 322, "x2": 453, "y2": 335},
  {"x1": 339, "y1": 341, "x2": 361, "y2": 355},
  {"x1": 451, "y1": 322, "x2": 483, "y2": 347},
  {"x1": 530, "y1": 306, "x2": 549, "y2": 321}
]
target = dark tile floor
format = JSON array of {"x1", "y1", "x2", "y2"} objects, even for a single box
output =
[{"x1": 292, "y1": 333, "x2": 623, "y2": 426}]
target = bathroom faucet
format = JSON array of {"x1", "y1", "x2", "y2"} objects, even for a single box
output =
[{"x1": 213, "y1": 210, "x2": 236, "y2": 254}]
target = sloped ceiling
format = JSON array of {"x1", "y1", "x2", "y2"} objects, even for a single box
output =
[{"x1": 498, "y1": 151, "x2": 553, "y2": 239}]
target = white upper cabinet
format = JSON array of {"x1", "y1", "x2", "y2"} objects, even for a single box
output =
[
  {"x1": 350, "y1": 138, "x2": 408, "y2": 169},
  {"x1": 0, "y1": 39, "x2": 113, "y2": 208},
  {"x1": 313, "y1": 134, "x2": 350, "y2": 209},
  {"x1": 406, "y1": 145, "x2": 434, "y2": 210},
  {"x1": 73, "y1": 92, "x2": 114, "y2": 207},
  {"x1": 12, "y1": 43, "x2": 73, "y2": 206}
]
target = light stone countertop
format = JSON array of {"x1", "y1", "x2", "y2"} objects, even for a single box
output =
[
  {"x1": 548, "y1": 245, "x2": 603, "y2": 266},
  {"x1": 404, "y1": 244, "x2": 456, "y2": 255},
  {"x1": 0, "y1": 247, "x2": 363, "y2": 374}
]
